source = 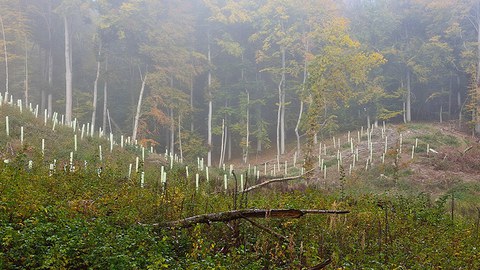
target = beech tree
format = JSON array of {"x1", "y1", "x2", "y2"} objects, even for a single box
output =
[
  {"x1": 250, "y1": 0, "x2": 304, "y2": 167},
  {"x1": 305, "y1": 18, "x2": 384, "y2": 169}
]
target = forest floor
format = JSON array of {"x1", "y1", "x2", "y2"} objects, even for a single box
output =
[{"x1": 231, "y1": 121, "x2": 480, "y2": 198}]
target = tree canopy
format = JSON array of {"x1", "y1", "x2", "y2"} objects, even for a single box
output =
[{"x1": 0, "y1": 0, "x2": 478, "y2": 163}]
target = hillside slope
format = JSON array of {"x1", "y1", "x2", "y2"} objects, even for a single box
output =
[{"x1": 1, "y1": 103, "x2": 480, "y2": 269}]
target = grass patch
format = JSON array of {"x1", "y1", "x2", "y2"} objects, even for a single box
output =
[{"x1": 416, "y1": 131, "x2": 462, "y2": 148}]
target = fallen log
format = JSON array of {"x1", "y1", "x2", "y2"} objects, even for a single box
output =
[
  {"x1": 147, "y1": 208, "x2": 349, "y2": 228},
  {"x1": 242, "y1": 168, "x2": 315, "y2": 193}
]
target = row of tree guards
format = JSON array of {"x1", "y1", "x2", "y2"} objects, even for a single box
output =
[{"x1": 1, "y1": 92, "x2": 439, "y2": 192}]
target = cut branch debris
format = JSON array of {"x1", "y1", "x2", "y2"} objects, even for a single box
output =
[
  {"x1": 242, "y1": 168, "x2": 315, "y2": 193},
  {"x1": 147, "y1": 208, "x2": 349, "y2": 228}
]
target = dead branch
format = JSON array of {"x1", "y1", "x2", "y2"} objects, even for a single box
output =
[
  {"x1": 463, "y1": 146, "x2": 473, "y2": 154},
  {"x1": 147, "y1": 208, "x2": 349, "y2": 228},
  {"x1": 242, "y1": 168, "x2": 315, "y2": 193}
]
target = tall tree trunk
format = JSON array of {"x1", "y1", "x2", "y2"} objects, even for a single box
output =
[
  {"x1": 475, "y1": 6, "x2": 480, "y2": 133},
  {"x1": 218, "y1": 119, "x2": 225, "y2": 168},
  {"x1": 0, "y1": 15, "x2": 9, "y2": 96},
  {"x1": 295, "y1": 37, "x2": 309, "y2": 156},
  {"x1": 280, "y1": 48, "x2": 286, "y2": 155},
  {"x1": 276, "y1": 79, "x2": 282, "y2": 168},
  {"x1": 41, "y1": 48, "x2": 46, "y2": 112},
  {"x1": 207, "y1": 32, "x2": 213, "y2": 167},
  {"x1": 102, "y1": 59, "x2": 108, "y2": 133},
  {"x1": 169, "y1": 76, "x2": 175, "y2": 154},
  {"x1": 190, "y1": 74, "x2": 194, "y2": 132},
  {"x1": 277, "y1": 48, "x2": 286, "y2": 168},
  {"x1": 242, "y1": 53, "x2": 249, "y2": 164},
  {"x1": 406, "y1": 70, "x2": 412, "y2": 123},
  {"x1": 102, "y1": 80, "x2": 108, "y2": 133},
  {"x1": 244, "y1": 90, "x2": 250, "y2": 164},
  {"x1": 227, "y1": 125, "x2": 231, "y2": 161},
  {"x1": 41, "y1": 2, "x2": 53, "y2": 114},
  {"x1": 107, "y1": 109, "x2": 112, "y2": 134},
  {"x1": 91, "y1": 44, "x2": 101, "y2": 136},
  {"x1": 178, "y1": 115, "x2": 183, "y2": 162},
  {"x1": 64, "y1": 16, "x2": 73, "y2": 124},
  {"x1": 257, "y1": 109, "x2": 263, "y2": 153},
  {"x1": 439, "y1": 105, "x2": 443, "y2": 123},
  {"x1": 24, "y1": 36, "x2": 28, "y2": 106},
  {"x1": 170, "y1": 108, "x2": 175, "y2": 155},
  {"x1": 48, "y1": 94, "x2": 52, "y2": 118},
  {"x1": 47, "y1": 50, "x2": 53, "y2": 117},
  {"x1": 132, "y1": 73, "x2": 147, "y2": 143},
  {"x1": 448, "y1": 72, "x2": 453, "y2": 118},
  {"x1": 477, "y1": 1, "x2": 480, "y2": 88}
]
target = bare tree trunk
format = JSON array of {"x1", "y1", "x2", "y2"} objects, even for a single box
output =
[
  {"x1": 276, "y1": 79, "x2": 282, "y2": 168},
  {"x1": 296, "y1": 37, "x2": 309, "y2": 155},
  {"x1": 41, "y1": 89, "x2": 46, "y2": 112},
  {"x1": 190, "y1": 74, "x2": 194, "y2": 132},
  {"x1": 91, "y1": 44, "x2": 101, "y2": 136},
  {"x1": 24, "y1": 36, "x2": 28, "y2": 106},
  {"x1": 0, "y1": 15, "x2": 9, "y2": 96},
  {"x1": 64, "y1": 16, "x2": 73, "y2": 124},
  {"x1": 107, "y1": 109, "x2": 112, "y2": 134},
  {"x1": 170, "y1": 108, "x2": 175, "y2": 154},
  {"x1": 241, "y1": 53, "x2": 250, "y2": 164},
  {"x1": 257, "y1": 109, "x2": 263, "y2": 153},
  {"x1": 440, "y1": 105, "x2": 443, "y2": 123},
  {"x1": 207, "y1": 32, "x2": 213, "y2": 167},
  {"x1": 102, "y1": 59, "x2": 108, "y2": 133},
  {"x1": 218, "y1": 119, "x2": 225, "y2": 168},
  {"x1": 406, "y1": 70, "x2": 412, "y2": 123},
  {"x1": 178, "y1": 115, "x2": 183, "y2": 162},
  {"x1": 475, "y1": 5, "x2": 480, "y2": 133},
  {"x1": 41, "y1": 48, "x2": 46, "y2": 111},
  {"x1": 280, "y1": 48, "x2": 286, "y2": 155},
  {"x1": 227, "y1": 125, "x2": 231, "y2": 161},
  {"x1": 47, "y1": 50, "x2": 53, "y2": 117},
  {"x1": 458, "y1": 75, "x2": 462, "y2": 125},
  {"x1": 277, "y1": 47, "x2": 286, "y2": 168},
  {"x1": 448, "y1": 72, "x2": 453, "y2": 118},
  {"x1": 102, "y1": 80, "x2": 108, "y2": 133},
  {"x1": 132, "y1": 73, "x2": 147, "y2": 143},
  {"x1": 46, "y1": 1, "x2": 53, "y2": 117},
  {"x1": 48, "y1": 94, "x2": 52, "y2": 118},
  {"x1": 244, "y1": 90, "x2": 250, "y2": 163}
]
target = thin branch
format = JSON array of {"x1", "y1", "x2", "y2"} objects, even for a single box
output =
[{"x1": 242, "y1": 168, "x2": 315, "y2": 193}]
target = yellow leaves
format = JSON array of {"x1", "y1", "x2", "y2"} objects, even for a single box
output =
[
  {"x1": 216, "y1": 37, "x2": 244, "y2": 57},
  {"x1": 119, "y1": 2, "x2": 139, "y2": 13},
  {"x1": 204, "y1": 0, "x2": 253, "y2": 24},
  {"x1": 274, "y1": 5, "x2": 289, "y2": 20}
]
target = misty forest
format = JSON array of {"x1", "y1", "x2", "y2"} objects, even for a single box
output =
[{"x1": 1, "y1": 0, "x2": 480, "y2": 269}]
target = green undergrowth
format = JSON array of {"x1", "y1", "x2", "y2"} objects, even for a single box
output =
[
  {"x1": 1, "y1": 155, "x2": 479, "y2": 269},
  {"x1": 0, "y1": 108, "x2": 479, "y2": 269}
]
